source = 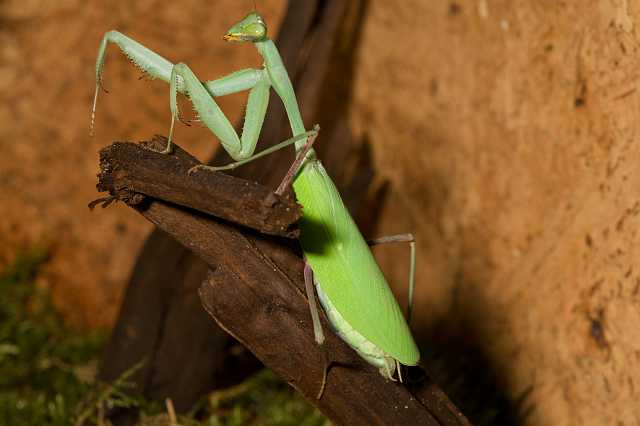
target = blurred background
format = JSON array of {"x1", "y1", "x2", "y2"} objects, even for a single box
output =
[{"x1": 2, "y1": 0, "x2": 640, "y2": 424}]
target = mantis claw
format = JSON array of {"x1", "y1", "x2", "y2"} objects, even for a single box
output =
[{"x1": 97, "y1": 76, "x2": 109, "y2": 94}]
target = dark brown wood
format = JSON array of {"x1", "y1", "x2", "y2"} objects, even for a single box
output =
[
  {"x1": 128, "y1": 187, "x2": 470, "y2": 426},
  {"x1": 95, "y1": 136, "x2": 301, "y2": 238}
]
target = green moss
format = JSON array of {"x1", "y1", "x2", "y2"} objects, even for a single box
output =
[
  {"x1": 194, "y1": 369, "x2": 329, "y2": 426},
  {"x1": 0, "y1": 249, "x2": 326, "y2": 426},
  {"x1": 0, "y1": 247, "x2": 109, "y2": 425}
]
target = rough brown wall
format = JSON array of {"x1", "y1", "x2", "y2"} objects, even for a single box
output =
[
  {"x1": 351, "y1": 1, "x2": 640, "y2": 424},
  {"x1": 0, "y1": 0, "x2": 285, "y2": 327}
]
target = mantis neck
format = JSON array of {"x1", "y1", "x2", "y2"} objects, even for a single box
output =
[{"x1": 255, "y1": 39, "x2": 310, "y2": 154}]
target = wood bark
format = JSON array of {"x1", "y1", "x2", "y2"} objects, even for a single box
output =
[{"x1": 94, "y1": 138, "x2": 301, "y2": 238}]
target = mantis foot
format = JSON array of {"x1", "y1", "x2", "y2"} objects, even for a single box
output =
[
  {"x1": 157, "y1": 137, "x2": 174, "y2": 154},
  {"x1": 316, "y1": 346, "x2": 334, "y2": 400},
  {"x1": 187, "y1": 164, "x2": 218, "y2": 175}
]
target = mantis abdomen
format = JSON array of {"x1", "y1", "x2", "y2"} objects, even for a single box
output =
[{"x1": 293, "y1": 159, "x2": 420, "y2": 370}]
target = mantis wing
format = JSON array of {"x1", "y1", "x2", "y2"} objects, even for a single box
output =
[{"x1": 294, "y1": 161, "x2": 420, "y2": 366}]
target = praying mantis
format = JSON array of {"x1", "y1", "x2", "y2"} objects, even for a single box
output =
[{"x1": 91, "y1": 10, "x2": 420, "y2": 393}]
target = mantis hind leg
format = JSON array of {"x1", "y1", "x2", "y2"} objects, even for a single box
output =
[
  {"x1": 366, "y1": 233, "x2": 416, "y2": 383},
  {"x1": 367, "y1": 233, "x2": 416, "y2": 324}
]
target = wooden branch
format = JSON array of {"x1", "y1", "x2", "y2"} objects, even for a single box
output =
[
  {"x1": 144, "y1": 192, "x2": 469, "y2": 426},
  {"x1": 96, "y1": 137, "x2": 471, "y2": 425},
  {"x1": 94, "y1": 136, "x2": 301, "y2": 239}
]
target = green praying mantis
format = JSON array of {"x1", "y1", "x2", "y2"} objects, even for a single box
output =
[{"x1": 91, "y1": 10, "x2": 420, "y2": 394}]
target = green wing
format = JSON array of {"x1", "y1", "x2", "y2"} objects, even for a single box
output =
[{"x1": 293, "y1": 160, "x2": 420, "y2": 365}]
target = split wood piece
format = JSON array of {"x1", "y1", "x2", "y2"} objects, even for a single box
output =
[
  {"x1": 95, "y1": 136, "x2": 301, "y2": 239},
  {"x1": 134, "y1": 197, "x2": 471, "y2": 426}
]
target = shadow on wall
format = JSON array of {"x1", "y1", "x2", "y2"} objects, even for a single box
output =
[
  {"x1": 354, "y1": 100, "x2": 531, "y2": 425},
  {"x1": 363, "y1": 133, "x2": 530, "y2": 425},
  {"x1": 421, "y1": 322, "x2": 533, "y2": 425}
]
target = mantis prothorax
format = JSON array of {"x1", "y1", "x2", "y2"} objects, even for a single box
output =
[{"x1": 91, "y1": 11, "x2": 420, "y2": 393}]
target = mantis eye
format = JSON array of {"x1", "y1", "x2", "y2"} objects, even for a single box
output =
[
  {"x1": 225, "y1": 12, "x2": 267, "y2": 42},
  {"x1": 244, "y1": 22, "x2": 266, "y2": 40}
]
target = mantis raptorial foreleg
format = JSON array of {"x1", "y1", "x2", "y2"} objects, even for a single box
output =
[
  {"x1": 166, "y1": 62, "x2": 269, "y2": 156},
  {"x1": 93, "y1": 31, "x2": 266, "y2": 154},
  {"x1": 367, "y1": 234, "x2": 417, "y2": 324},
  {"x1": 93, "y1": 32, "x2": 263, "y2": 99},
  {"x1": 92, "y1": 31, "x2": 317, "y2": 163}
]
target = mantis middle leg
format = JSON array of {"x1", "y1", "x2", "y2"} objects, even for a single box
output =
[
  {"x1": 303, "y1": 260, "x2": 331, "y2": 399},
  {"x1": 304, "y1": 261, "x2": 325, "y2": 346}
]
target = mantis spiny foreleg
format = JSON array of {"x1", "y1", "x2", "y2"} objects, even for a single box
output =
[
  {"x1": 91, "y1": 31, "x2": 266, "y2": 152},
  {"x1": 91, "y1": 31, "x2": 316, "y2": 161},
  {"x1": 166, "y1": 62, "x2": 270, "y2": 156}
]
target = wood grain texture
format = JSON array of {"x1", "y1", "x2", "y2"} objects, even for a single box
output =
[{"x1": 95, "y1": 136, "x2": 301, "y2": 238}]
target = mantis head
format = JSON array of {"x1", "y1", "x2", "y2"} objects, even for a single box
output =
[{"x1": 224, "y1": 12, "x2": 267, "y2": 42}]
